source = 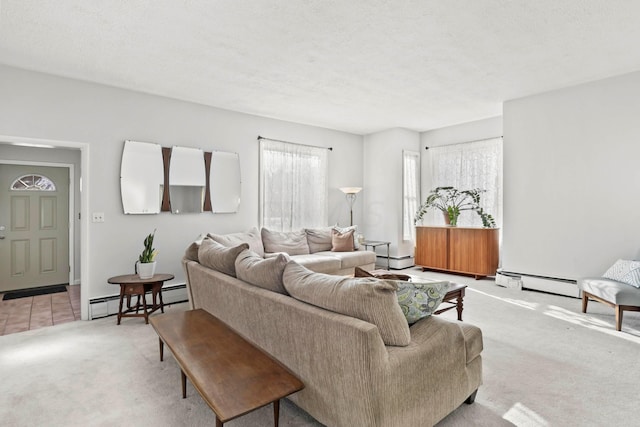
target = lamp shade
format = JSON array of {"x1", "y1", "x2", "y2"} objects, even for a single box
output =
[{"x1": 339, "y1": 187, "x2": 362, "y2": 194}]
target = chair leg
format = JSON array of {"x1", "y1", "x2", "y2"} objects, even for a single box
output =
[
  {"x1": 581, "y1": 293, "x2": 588, "y2": 313},
  {"x1": 615, "y1": 306, "x2": 623, "y2": 331}
]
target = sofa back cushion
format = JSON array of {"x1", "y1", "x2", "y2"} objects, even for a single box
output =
[
  {"x1": 198, "y1": 238, "x2": 249, "y2": 277},
  {"x1": 208, "y1": 227, "x2": 264, "y2": 258},
  {"x1": 283, "y1": 261, "x2": 410, "y2": 346},
  {"x1": 262, "y1": 228, "x2": 310, "y2": 255},
  {"x1": 235, "y1": 249, "x2": 289, "y2": 294},
  {"x1": 305, "y1": 227, "x2": 333, "y2": 253}
]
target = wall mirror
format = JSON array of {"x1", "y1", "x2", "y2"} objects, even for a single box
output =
[
  {"x1": 210, "y1": 151, "x2": 241, "y2": 213},
  {"x1": 169, "y1": 146, "x2": 205, "y2": 214},
  {"x1": 120, "y1": 140, "x2": 163, "y2": 214}
]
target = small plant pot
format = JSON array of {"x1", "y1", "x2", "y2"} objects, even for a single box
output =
[{"x1": 137, "y1": 261, "x2": 157, "y2": 279}]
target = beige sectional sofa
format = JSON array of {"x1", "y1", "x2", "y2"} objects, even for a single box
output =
[
  {"x1": 207, "y1": 226, "x2": 376, "y2": 275},
  {"x1": 182, "y1": 227, "x2": 483, "y2": 427}
]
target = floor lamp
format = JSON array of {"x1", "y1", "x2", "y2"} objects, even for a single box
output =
[{"x1": 339, "y1": 187, "x2": 362, "y2": 226}]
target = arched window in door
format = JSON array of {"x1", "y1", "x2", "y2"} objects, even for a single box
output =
[{"x1": 10, "y1": 174, "x2": 57, "y2": 191}]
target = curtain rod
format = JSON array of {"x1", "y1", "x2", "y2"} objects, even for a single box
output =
[
  {"x1": 425, "y1": 135, "x2": 502, "y2": 150},
  {"x1": 257, "y1": 135, "x2": 333, "y2": 151}
]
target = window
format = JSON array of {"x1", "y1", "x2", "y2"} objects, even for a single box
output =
[
  {"x1": 402, "y1": 150, "x2": 420, "y2": 241},
  {"x1": 259, "y1": 139, "x2": 328, "y2": 231},
  {"x1": 10, "y1": 174, "x2": 56, "y2": 191},
  {"x1": 428, "y1": 137, "x2": 502, "y2": 227}
]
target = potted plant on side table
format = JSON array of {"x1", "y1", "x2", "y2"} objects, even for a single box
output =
[
  {"x1": 414, "y1": 186, "x2": 496, "y2": 227},
  {"x1": 137, "y1": 229, "x2": 158, "y2": 279}
]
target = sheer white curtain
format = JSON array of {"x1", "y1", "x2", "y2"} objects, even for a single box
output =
[
  {"x1": 259, "y1": 139, "x2": 328, "y2": 231},
  {"x1": 428, "y1": 137, "x2": 503, "y2": 227},
  {"x1": 403, "y1": 150, "x2": 420, "y2": 241}
]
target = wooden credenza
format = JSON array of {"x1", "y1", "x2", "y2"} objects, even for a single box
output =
[{"x1": 415, "y1": 226, "x2": 499, "y2": 279}]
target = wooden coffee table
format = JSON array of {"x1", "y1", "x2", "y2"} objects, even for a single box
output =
[
  {"x1": 434, "y1": 282, "x2": 467, "y2": 321},
  {"x1": 365, "y1": 269, "x2": 467, "y2": 321},
  {"x1": 150, "y1": 309, "x2": 304, "y2": 427}
]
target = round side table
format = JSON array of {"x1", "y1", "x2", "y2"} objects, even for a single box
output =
[{"x1": 107, "y1": 273, "x2": 174, "y2": 325}]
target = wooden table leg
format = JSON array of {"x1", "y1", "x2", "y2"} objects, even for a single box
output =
[
  {"x1": 274, "y1": 399, "x2": 280, "y2": 427},
  {"x1": 181, "y1": 370, "x2": 187, "y2": 398},
  {"x1": 142, "y1": 290, "x2": 149, "y2": 324},
  {"x1": 117, "y1": 285, "x2": 125, "y2": 325},
  {"x1": 159, "y1": 338, "x2": 164, "y2": 362},
  {"x1": 216, "y1": 418, "x2": 223, "y2": 427},
  {"x1": 456, "y1": 294, "x2": 464, "y2": 321}
]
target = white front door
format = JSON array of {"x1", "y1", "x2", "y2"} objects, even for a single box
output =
[{"x1": 0, "y1": 164, "x2": 70, "y2": 292}]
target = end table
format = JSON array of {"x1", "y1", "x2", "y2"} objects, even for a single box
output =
[
  {"x1": 361, "y1": 240, "x2": 391, "y2": 270},
  {"x1": 107, "y1": 273, "x2": 174, "y2": 325}
]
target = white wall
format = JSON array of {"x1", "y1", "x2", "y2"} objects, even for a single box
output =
[
  {"x1": 363, "y1": 128, "x2": 420, "y2": 258},
  {"x1": 503, "y1": 71, "x2": 640, "y2": 280},
  {"x1": 0, "y1": 65, "x2": 363, "y2": 318}
]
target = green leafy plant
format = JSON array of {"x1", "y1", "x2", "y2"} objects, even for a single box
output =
[
  {"x1": 139, "y1": 229, "x2": 158, "y2": 263},
  {"x1": 414, "y1": 186, "x2": 496, "y2": 228}
]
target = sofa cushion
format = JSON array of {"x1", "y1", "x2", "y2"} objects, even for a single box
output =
[
  {"x1": 262, "y1": 228, "x2": 310, "y2": 255},
  {"x1": 315, "y1": 251, "x2": 376, "y2": 270},
  {"x1": 331, "y1": 228, "x2": 355, "y2": 252},
  {"x1": 305, "y1": 227, "x2": 333, "y2": 253},
  {"x1": 198, "y1": 238, "x2": 249, "y2": 277},
  {"x1": 394, "y1": 280, "x2": 450, "y2": 324},
  {"x1": 235, "y1": 249, "x2": 289, "y2": 294},
  {"x1": 283, "y1": 261, "x2": 411, "y2": 346},
  {"x1": 290, "y1": 253, "x2": 342, "y2": 274},
  {"x1": 602, "y1": 259, "x2": 640, "y2": 288},
  {"x1": 208, "y1": 227, "x2": 264, "y2": 258}
]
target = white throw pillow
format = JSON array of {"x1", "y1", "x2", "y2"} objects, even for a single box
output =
[{"x1": 602, "y1": 259, "x2": 640, "y2": 288}]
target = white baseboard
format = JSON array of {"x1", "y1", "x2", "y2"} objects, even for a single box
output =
[
  {"x1": 497, "y1": 271, "x2": 579, "y2": 298},
  {"x1": 89, "y1": 284, "x2": 188, "y2": 320}
]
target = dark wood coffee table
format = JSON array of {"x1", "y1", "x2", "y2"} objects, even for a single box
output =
[
  {"x1": 434, "y1": 282, "x2": 467, "y2": 321},
  {"x1": 150, "y1": 309, "x2": 304, "y2": 427},
  {"x1": 365, "y1": 269, "x2": 467, "y2": 321}
]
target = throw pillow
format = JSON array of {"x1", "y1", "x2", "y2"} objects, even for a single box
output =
[
  {"x1": 333, "y1": 225, "x2": 359, "y2": 249},
  {"x1": 208, "y1": 227, "x2": 265, "y2": 258},
  {"x1": 305, "y1": 227, "x2": 333, "y2": 253},
  {"x1": 235, "y1": 249, "x2": 290, "y2": 294},
  {"x1": 184, "y1": 234, "x2": 206, "y2": 262},
  {"x1": 283, "y1": 261, "x2": 411, "y2": 346},
  {"x1": 354, "y1": 266, "x2": 412, "y2": 281},
  {"x1": 198, "y1": 238, "x2": 249, "y2": 277},
  {"x1": 602, "y1": 259, "x2": 640, "y2": 288},
  {"x1": 394, "y1": 280, "x2": 451, "y2": 324},
  {"x1": 261, "y1": 228, "x2": 310, "y2": 255},
  {"x1": 331, "y1": 228, "x2": 355, "y2": 252}
]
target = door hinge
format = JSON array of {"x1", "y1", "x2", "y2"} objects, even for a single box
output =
[{"x1": 78, "y1": 213, "x2": 81, "y2": 220}]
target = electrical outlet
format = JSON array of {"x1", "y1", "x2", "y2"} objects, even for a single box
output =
[{"x1": 92, "y1": 212, "x2": 105, "y2": 223}]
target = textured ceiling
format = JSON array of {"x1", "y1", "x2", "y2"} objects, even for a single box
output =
[{"x1": 2, "y1": 1, "x2": 640, "y2": 134}]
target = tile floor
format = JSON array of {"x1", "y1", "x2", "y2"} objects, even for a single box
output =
[{"x1": 0, "y1": 285, "x2": 81, "y2": 336}]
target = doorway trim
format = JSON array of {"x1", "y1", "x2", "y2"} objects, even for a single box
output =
[{"x1": 0, "y1": 135, "x2": 90, "y2": 320}]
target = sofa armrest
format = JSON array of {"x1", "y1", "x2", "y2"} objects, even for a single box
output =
[{"x1": 379, "y1": 316, "x2": 483, "y2": 426}]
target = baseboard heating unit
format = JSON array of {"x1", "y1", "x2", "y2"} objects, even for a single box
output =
[
  {"x1": 89, "y1": 283, "x2": 188, "y2": 320},
  {"x1": 497, "y1": 270, "x2": 579, "y2": 298},
  {"x1": 385, "y1": 255, "x2": 415, "y2": 270}
]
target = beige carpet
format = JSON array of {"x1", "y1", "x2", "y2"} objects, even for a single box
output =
[{"x1": 2, "y1": 269, "x2": 640, "y2": 426}]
